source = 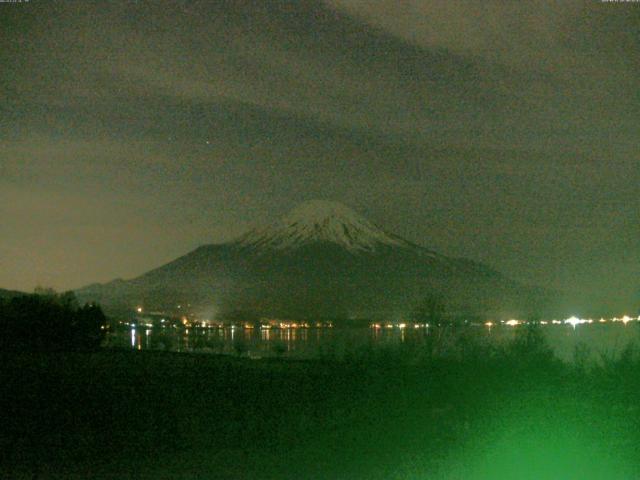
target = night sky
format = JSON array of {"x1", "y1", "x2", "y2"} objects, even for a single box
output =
[{"x1": 1, "y1": 1, "x2": 638, "y2": 312}]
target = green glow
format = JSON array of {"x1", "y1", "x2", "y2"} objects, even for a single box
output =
[{"x1": 439, "y1": 399, "x2": 632, "y2": 479}]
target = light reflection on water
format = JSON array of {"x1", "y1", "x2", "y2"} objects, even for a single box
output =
[{"x1": 106, "y1": 323, "x2": 640, "y2": 362}]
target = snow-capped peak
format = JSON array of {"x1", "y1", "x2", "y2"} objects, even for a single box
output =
[
  {"x1": 283, "y1": 200, "x2": 365, "y2": 227},
  {"x1": 235, "y1": 200, "x2": 414, "y2": 253}
]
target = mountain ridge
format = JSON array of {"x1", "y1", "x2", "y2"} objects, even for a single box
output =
[
  {"x1": 77, "y1": 201, "x2": 557, "y2": 320},
  {"x1": 0, "y1": 288, "x2": 26, "y2": 300}
]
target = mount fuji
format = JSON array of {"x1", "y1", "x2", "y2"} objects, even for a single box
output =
[
  {"x1": 235, "y1": 200, "x2": 416, "y2": 253},
  {"x1": 77, "y1": 200, "x2": 554, "y2": 321}
]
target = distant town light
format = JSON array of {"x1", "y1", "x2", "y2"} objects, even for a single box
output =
[
  {"x1": 505, "y1": 319, "x2": 520, "y2": 327},
  {"x1": 564, "y1": 316, "x2": 587, "y2": 328},
  {"x1": 136, "y1": 307, "x2": 143, "y2": 313},
  {"x1": 565, "y1": 316, "x2": 579, "y2": 327}
]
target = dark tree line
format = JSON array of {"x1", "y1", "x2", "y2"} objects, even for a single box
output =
[
  {"x1": 412, "y1": 293, "x2": 447, "y2": 326},
  {"x1": 0, "y1": 290, "x2": 107, "y2": 352}
]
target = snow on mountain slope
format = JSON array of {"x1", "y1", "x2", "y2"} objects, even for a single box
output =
[
  {"x1": 75, "y1": 200, "x2": 558, "y2": 318},
  {"x1": 234, "y1": 200, "x2": 422, "y2": 253}
]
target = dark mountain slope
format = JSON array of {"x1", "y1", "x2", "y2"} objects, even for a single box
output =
[{"x1": 77, "y1": 201, "x2": 555, "y2": 320}]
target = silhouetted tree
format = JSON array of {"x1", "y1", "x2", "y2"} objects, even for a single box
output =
[
  {"x1": 73, "y1": 303, "x2": 107, "y2": 350},
  {"x1": 412, "y1": 293, "x2": 446, "y2": 326},
  {"x1": 0, "y1": 290, "x2": 107, "y2": 352},
  {"x1": 508, "y1": 322, "x2": 553, "y2": 366}
]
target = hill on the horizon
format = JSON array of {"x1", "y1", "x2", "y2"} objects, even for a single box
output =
[{"x1": 0, "y1": 288, "x2": 26, "y2": 300}]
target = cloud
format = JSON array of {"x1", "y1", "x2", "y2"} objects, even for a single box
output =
[
  {"x1": 1, "y1": 1, "x2": 638, "y2": 308},
  {"x1": 325, "y1": 1, "x2": 638, "y2": 75}
]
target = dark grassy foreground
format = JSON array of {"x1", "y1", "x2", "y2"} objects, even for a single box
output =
[{"x1": 2, "y1": 332, "x2": 640, "y2": 479}]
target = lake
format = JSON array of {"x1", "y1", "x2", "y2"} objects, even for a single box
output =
[{"x1": 105, "y1": 321, "x2": 640, "y2": 363}]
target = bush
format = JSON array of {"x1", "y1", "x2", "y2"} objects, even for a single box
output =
[
  {"x1": 500, "y1": 322, "x2": 558, "y2": 374},
  {"x1": 0, "y1": 291, "x2": 107, "y2": 352}
]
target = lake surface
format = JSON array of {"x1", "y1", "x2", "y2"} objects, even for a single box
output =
[{"x1": 105, "y1": 322, "x2": 640, "y2": 363}]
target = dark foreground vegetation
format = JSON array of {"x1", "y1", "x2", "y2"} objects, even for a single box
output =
[
  {"x1": 2, "y1": 322, "x2": 640, "y2": 479},
  {"x1": 0, "y1": 290, "x2": 107, "y2": 352}
]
